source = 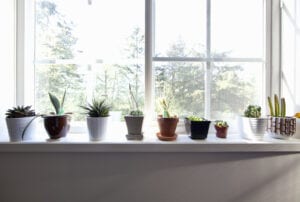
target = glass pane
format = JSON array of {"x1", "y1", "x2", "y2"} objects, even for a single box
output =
[
  {"x1": 155, "y1": 0, "x2": 206, "y2": 57},
  {"x1": 211, "y1": 62, "x2": 264, "y2": 120},
  {"x1": 211, "y1": 0, "x2": 264, "y2": 58},
  {"x1": 154, "y1": 62, "x2": 205, "y2": 117},
  {"x1": 34, "y1": 0, "x2": 145, "y2": 120}
]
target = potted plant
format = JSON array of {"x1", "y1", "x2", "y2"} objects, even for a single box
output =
[
  {"x1": 214, "y1": 120, "x2": 229, "y2": 138},
  {"x1": 157, "y1": 98, "x2": 179, "y2": 141},
  {"x1": 238, "y1": 105, "x2": 268, "y2": 140},
  {"x1": 81, "y1": 99, "x2": 110, "y2": 141},
  {"x1": 43, "y1": 90, "x2": 71, "y2": 140},
  {"x1": 5, "y1": 105, "x2": 37, "y2": 142},
  {"x1": 124, "y1": 84, "x2": 144, "y2": 140},
  {"x1": 267, "y1": 94, "x2": 296, "y2": 139},
  {"x1": 185, "y1": 116, "x2": 211, "y2": 139}
]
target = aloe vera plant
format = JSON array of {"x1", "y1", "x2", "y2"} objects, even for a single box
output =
[
  {"x1": 267, "y1": 94, "x2": 286, "y2": 117},
  {"x1": 49, "y1": 90, "x2": 66, "y2": 115}
]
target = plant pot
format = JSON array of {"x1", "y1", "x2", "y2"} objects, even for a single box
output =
[
  {"x1": 215, "y1": 126, "x2": 228, "y2": 138},
  {"x1": 43, "y1": 115, "x2": 70, "y2": 140},
  {"x1": 188, "y1": 120, "x2": 211, "y2": 140},
  {"x1": 157, "y1": 117, "x2": 179, "y2": 141},
  {"x1": 87, "y1": 116, "x2": 109, "y2": 141},
  {"x1": 238, "y1": 116, "x2": 268, "y2": 140},
  {"x1": 268, "y1": 116, "x2": 296, "y2": 139},
  {"x1": 125, "y1": 115, "x2": 144, "y2": 140},
  {"x1": 6, "y1": 117, "x2": 37, "y2": 142},
  {"x1": 184, "y1": 117, "x2": 191, "y2": 134}
]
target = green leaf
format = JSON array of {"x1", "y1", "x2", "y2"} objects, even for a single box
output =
[{"x1": 49, "y1": 93, "x2": 60, "y2": 115}]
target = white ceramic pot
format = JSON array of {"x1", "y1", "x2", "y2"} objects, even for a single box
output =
[
  {"x1": 6, "y1": 117, "x2": 37, "y2": 142},
  {"x1": 86, "y1": 117, "x2": 109, "y2": 141},
  {"x1": 238, "y1": 116, "x2": 268, "y2": 140}
]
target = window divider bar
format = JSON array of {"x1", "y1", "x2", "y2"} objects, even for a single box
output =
[{"x1": 153, "y1": 57, "x2": 264, "y2": 63}]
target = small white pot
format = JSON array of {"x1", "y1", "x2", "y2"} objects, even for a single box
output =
[
  {"x1": 238, "y1": 116, "x2": 268, "y2": 140},
  {"x1": 6, "y1": 117, "x2": 37, "y2": 142},
  {"x1": 86, "y1": 117, "x2": 109, "y2": 141}
]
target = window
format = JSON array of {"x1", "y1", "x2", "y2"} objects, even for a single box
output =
[{"x1": 24, "y1": 0, "x2": 268, "y2": 130}]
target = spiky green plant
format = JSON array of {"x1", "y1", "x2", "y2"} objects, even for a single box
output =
[
  {"x1": 267, "y1": 94, "x2": 286, "y2": 117},
  {"x1": 49, "y1": 90, "x2": 66, "y2": 115},
  {"x1": 81, "y1": 99, "x2": 110, "y2": 117},
  {"x1": 6, "y1": 105, "x2": 36, "y2": 118},
  {"x1": 244, "y1": 105, "x2": 261, "y2": 118}
]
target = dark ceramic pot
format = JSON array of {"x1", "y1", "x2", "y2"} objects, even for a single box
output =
[
  {"x1": 43, "y1": 115, "x2": 70, "y2": 139},
  {"x1": 189, "y1": 120, "x2": 211, "y2": 139},
  {"x1": 215, "y1": 126, "x2": 228, "y2": 138},
  {"x1": 157, "y1": 117, "x2": 179, "y2": 138}
]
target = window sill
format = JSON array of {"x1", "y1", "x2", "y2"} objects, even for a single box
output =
[{"x1": 1, "y1": 133, "x2": 300, "y2": 153}]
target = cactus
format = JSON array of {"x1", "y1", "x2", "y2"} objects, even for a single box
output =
[
  {"x1": 244, "y1": 105, "x2": 261, "y2": 118},
  {"x1": 267, "y1": 94, "x2": 286, "y2": 117},
  {"x1": 160, "y1": 98, "x2": 171, "y2": 118},
  {"x1": 267, "y1": 96, "x2": 274, "y2": 116}
]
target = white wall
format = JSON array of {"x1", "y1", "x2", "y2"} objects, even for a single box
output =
[
  {"x1": 0, "y1": 0, "x2": 16, "y2": 137},
  {"x1": 0, "y1": 152, "x2": 300, "y2": 202}
]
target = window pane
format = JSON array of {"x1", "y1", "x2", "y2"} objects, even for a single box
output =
[
  {"x1": 211, "y1": 0, "x2": 264, "y2": 58},
  {"x1": 154, "y1": 62, "x2": 205, "y2": 117},
  {"x1": 211, "y1": 62, "x2": 264, "y2": 120},
  {"x1": 154, "y1": 0, "x2": 206, "y2": 57},
  {"x1": 34, "y1": 0, "x2": 145, "y2": 120}
]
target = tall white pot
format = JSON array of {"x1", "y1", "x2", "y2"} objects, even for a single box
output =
[
  {"x1": 6, "y1": 117, "x2": 37, "y2": 142},
  {"x1": 86, "y1": 117, "x2": 109, "y2": 141}
]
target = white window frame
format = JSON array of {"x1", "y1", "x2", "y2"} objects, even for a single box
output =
[{"x1": 16, "y1": 0, "x2": 279, "y2": 126}]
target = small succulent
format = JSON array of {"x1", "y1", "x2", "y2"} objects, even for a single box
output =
[
  {"x1": 49, "y1": 90, "x2": 66, "y2": 115},
  {"x1": 130, "y1": 110, "x2": 143, "y2": 116},
  {"x1": 129, "y1": 84, "x2": 143, "y2": 116},
  {"x1": 6, "y1": 105, "x2": 36, "y2": 118},
  {"x1": 81, "y1": 99, "x2": 110, "y2": 117},
  {"x1": 214, "y1": 120, "x2": 228, "y2": 128},
  {"x1": 188, "y1": 116, "x2": 206, "y2": 122},
  {"x1": 244, "y1": 105, "x2": 261, "y2": 118}
]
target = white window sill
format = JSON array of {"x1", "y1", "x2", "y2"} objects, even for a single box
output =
[{"x1": 1, "y1": 132, "x2": 300, "y2": 152}]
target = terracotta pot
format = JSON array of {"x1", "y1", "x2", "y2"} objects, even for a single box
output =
[
  {"x1": 43, "y1": 115, "x2": 70, "y2": 139},
  {"x1": 215, "y1": 126, "x2": 228, "y2": 138},
  {"x1": 157, "y1": 117, "x2": 179, "y2": 138}
]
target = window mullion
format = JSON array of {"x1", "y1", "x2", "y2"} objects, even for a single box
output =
[
  {"x1": 145, "y1": 0, "x2": 154, "y2": 120},
  {"x1": 205, "y1": 0, "x2": 212, "y2": 119}
]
